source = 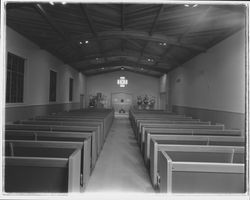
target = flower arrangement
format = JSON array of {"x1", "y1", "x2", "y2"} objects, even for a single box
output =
[
  {"x1": 137, "y1": 96, "x2": 143, "y2": 105},
  {"x1": 137, "y1": 95, "x2": 155, "y2": 110}
]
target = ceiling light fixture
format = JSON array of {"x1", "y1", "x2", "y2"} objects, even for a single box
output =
[
  {"x1": 193, "y1": 4, "x2": 198, "y2": 7},
  {"x1": 121, "y1": 67, "x2": 124, "y2": 70},
  {"x1": 49, "y1": 2, "x2": 54, "y2": 5},
  {"x1": 79, "y1": 41, "x2": 83, "y2": 45},
  {"x1": 159, "y1": 42, "x2": 167, "y2": 46},
  {"x1": 62, "y1": 2, "x2": 67, "y2": 5},
  {"x1": 184, "y1": 4, "x2": 189, "y2": 7},
  {"x1": 85, "y1": 40, "x2": 89, "y2": 44},
  {"x1": 101, "y1": 67, "x2": 105, "y2": 70}
]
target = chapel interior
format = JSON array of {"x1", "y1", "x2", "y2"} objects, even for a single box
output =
[{"x1": 2, "y1": 1, "x2": 248, "y2": 195}]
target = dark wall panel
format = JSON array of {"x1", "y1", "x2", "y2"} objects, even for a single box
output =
[
  {"x1": 5, "y1": 103, "x2": 80, "y2": 123},
  {"x1": 172, "y1": 105, "x2": 245, "y2": 135}
]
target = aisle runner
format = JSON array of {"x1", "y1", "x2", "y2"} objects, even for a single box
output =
[{"x1": 85, "y1": 118, "x2": 154, "y2": 192}]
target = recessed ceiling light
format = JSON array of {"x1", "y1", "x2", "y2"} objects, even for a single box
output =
[
  {"x1": 85, "y1": 40, "x2": 89, "y2": 44},
  {"x1": 121, "y1": 67, "x2": 124, "y2": 70},
  {"x1": 79, "y1": 41, "x2": 83, "y2": 45},
  {"x1": 159, "y1": 42, "x2": 167, "y2": 46}
]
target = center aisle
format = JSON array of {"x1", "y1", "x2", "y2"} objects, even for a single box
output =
[{"x1": 85, "y1": 118, "x2": 154, "y2": 193}]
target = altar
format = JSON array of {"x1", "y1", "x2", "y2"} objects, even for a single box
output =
[{"x1": 111, "y1": 92, "x2": 133, "y2": 118}]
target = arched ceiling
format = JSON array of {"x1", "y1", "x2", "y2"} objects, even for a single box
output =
[{"x1": 6, "y1": 2, "x2": 246, "y2": 77}]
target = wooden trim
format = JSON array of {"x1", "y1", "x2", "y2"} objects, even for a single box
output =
[
  {"x1": 68, "y1": 149, "x2": 81, "y2": 192},
  {"x1": 159, "y1": 145, "x2": 244, "y2": 153},
  {"x1": 5, "y1": 156, "x2": 68, "y2": 167},
  {"x1": 159, "y1": 150, "x2": 173, "y2": 193},
  {"x1": 6, "y1": 140, "x2": 83, "y2": 149},
  {"x1": 172, "y1": 162, "x2": 244, "y2": 173}
]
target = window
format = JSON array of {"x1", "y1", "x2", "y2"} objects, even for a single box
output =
[
  {"x1": 117, "y1": 76, "x2": 128, "y2": 87},
  {"x1": 49, "y1": 70, "x2": 57, "y2": 102},
  {"x1": 69, "y1": 78, "x2": 73, "y2": 101},
  {"x1": 6, "y1": 52, "x2": 25, "y2": 103}
]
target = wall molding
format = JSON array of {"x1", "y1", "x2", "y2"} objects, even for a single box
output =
[{"x1": 172, "y1": 105, "x2": 245, "y2": 134}]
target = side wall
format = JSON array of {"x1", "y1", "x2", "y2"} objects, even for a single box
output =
[
  {"x1": 86, "y1": 71, "x2": 160, "y2": 109},
  {"x1": 5, "y1": 27, "x2": 86, "y2": 122},
  {"x1": 169, "y1": 29, "x2": 246, "y2": 131}
]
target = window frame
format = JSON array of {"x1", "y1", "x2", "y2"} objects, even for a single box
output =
[
  {"x1": 69, "y1": 77, "x2": 74, "y2": 102},
  {"x1": 6, "y1": 52, "x2": 25, "y2": 104},
  {"x1": 49, "y1": 69, "x2": 57, "y2": 102}
]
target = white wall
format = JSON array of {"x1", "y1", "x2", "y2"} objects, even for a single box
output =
[
  {"x1": 6, "y1": 27, "x2": 86, "y2": 107},
  {"x1": 169, "y1": 29, "x2": 245, "y2": 114},
  {"x1": 86, "y1": 71, "x2": 160, "y2": 108}
]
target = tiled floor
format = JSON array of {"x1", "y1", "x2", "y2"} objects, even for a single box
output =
[{"x1": 85, "y1": 118, "x2": 154, "y2": 193}]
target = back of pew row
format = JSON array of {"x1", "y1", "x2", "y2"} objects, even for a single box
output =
[
  {"x1": 131, "y1": 115, "x2": 192, "y2": 131},
  {"x1": 137, "y1": 121, "x2": 212, "y2": 142},
  {"x1": 139, "y1": 124, "x2": 225, "y2": 151},
  {"x1": 145, "y1": 134, "x2": 245, "y2": 167},
  {"x1": 34, "y1": 114, "x2": 113, "y2": 140},
  {"x1": 149, "y1": 136, "x2": 245, "y2": 187},
  {"x1": 14, "y1": 120, "x2": 103, "y2": 155},
  {"x1": 54, "y1": 109, "x2": 114, "y2": 137},
  {"x1": 31, "y1": 117, "x2": 105, "y2": 145},
  {"x1": 5, "y1": 124, "x2": 98, "y2": 168},
  {"x1": 144, "y1": 128, "x2": 242, "y2": 161},
  {"x1": 5, "y1": 140, "x2": 83, "y2": 193},
  {"x1": 5, "y1": 130, "x2": 92, "y2": 184},
  {"x1": 136, "y1": 119, "x2": 202, "y2": 135},
  {"x1": 158, "y1": 145, "x2": 245, "y2": 193}
]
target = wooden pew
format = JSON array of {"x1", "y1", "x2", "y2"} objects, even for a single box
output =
[
  {"x1": 149, "y1": 136, "x2": 245, "y2": 187},
  {"x1": 144, "y1": 129, "x2": 243, "y2": 166},
  {"x1": 139, "y1": 124, "x2": 225, "y2": 152},
  {"x1": 5, "y1": 140, "x2": 83, "y2": 193},
  {"x1": 54, "y1": 109, "x2": 114, "y2": 137},
  {"x1": 32, "y1": 117, "x2": 106, "y2": 148},
  {"x1": 157, "y1": 145, "x2": 245, "y2": 193},
  {"x1": 34, "y1": 113, "x2": 113, "y2": 142},
  {"x1": 15, "y1": 120, "x2": 103, "y2": 155},
  {"x1": 5, "y1": 130, "x2": 92, "y2": 185},
  {"x1": 5, "y1": 124, "x2": 98, "y2": 168},
  {"x1": 136, "y1": 118, "x2": 202, "y2": 135}
]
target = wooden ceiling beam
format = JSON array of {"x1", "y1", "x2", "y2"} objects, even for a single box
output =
[
  {"x1": 84, "y1": 66, "x2": 162, "y2": 77},
  {"x1": 121, "y1": 4, "x2": 125, "y2": 31},
  {"x1": 80, "y1": 4, "x2": 107, "y2": 62},
  {"x1": 178, "y1": 6, "x2": 212, "y2": 42},
  {"x1": 46, "y1": 30, "x2": 206, "y2": 52},
  {"x1": 80, "y1": 4, "x2": 97, "y2": 37},
  {"x1": 33, "y1": 4, "x2": 82, "y2": 56},
  {"x1": 137, "y1": 4, "x2": 164, "y2": 66},
  {"x1": 68, "y1": 50, "x2": 161, "y2": 64},
  {"x1": 77, "y1": 61, "x2": 168, "y2": 73},
  {"x1": 85, "y1": 31, "x2": 206, "y2": 52}
]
